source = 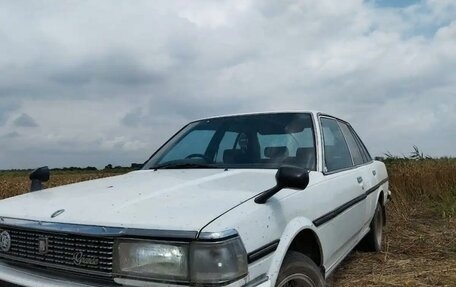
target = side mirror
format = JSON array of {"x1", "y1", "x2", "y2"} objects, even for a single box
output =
[
  {"x1": 255, "y1": 165, "x2": 309, "y2": 204},
  {"x1": 29, "y1": 166, "x2": 50, "y2": 192}
]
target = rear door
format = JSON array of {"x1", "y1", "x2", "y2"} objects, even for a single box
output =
[
  {"x1": 338, "y1": 122, "x2": 375, "y2": 228},
  {"x1": 348, "y1": 125, "x2": 379, "y2": 224}
]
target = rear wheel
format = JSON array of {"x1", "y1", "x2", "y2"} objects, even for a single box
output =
[
  {"x1": 359, "y1": 203, "x2": 384, "y2": 251},
  {"x1": 276, "y1": 251, "x2": 325, "y2": 287}
]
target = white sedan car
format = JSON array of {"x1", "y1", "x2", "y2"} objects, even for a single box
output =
[{"x1": 0, "y1": 111, "x2": 390, "y2": 287}]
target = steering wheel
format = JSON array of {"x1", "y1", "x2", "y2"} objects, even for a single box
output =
[{"x1": 185, "y1": 153, "x2": 212, "y2": 162}]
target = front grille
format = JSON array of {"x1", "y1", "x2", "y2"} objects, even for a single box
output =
[{"x1": 0, "y1": 227, "x2": 114, "y2": 276}]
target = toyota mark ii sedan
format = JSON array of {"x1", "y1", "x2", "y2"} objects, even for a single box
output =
[{"x1": 0, "y1": 112, "x2": 390, "y2": 287}]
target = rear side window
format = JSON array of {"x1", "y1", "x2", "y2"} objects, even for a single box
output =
[
  {"x1": 321, "y1": 118, "x2": 353, "y2": 172},
  {"x1": 339, "y1": 122, "x2": 364, "y2": 165},
  {"x1": 350, "y1": 127, "x2": 372, "y2": 163}
]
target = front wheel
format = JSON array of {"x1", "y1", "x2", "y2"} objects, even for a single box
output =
[{"x1": 276, "y1": 252, "x2": 325, "y2": 287}]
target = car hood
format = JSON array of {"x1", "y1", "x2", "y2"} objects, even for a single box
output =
[{"x1": 0, "y1": 169, "x2": 276, "y2": 232}]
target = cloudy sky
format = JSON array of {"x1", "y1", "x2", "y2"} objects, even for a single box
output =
[{"x1": 0, "y1": 0, "x2": 455, "y2": 169}]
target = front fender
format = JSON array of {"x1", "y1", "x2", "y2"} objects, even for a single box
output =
[{"x1": 266, "y1": 217, "x2": 321, "y2": 286}]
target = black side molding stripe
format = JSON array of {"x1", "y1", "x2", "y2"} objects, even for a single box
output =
[
  {"x1": 313, "y1": 177, "x2": 389, "y2": 227},
  {"x1": 366, "y1": 177, "x2": 389, "y2": 196},
  {"x1": 313, "y1": 194, "x2": 366, "y2": 227},
  {"x1": 248, "y1": 240, "x2": 280, "y2": 264}
]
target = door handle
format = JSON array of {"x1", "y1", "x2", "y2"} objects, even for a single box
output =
[
  {"x1": 357, "y1": 177, "x2": 363, "y2": 184},
  {"x1": 372, "y1": 170, "x2": 377, "y2": 176}
]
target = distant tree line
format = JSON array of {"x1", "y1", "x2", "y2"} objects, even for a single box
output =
[
  {"x1": 0, "y1": 163, "x2": 143, "y2": 172},
  {"x1": 104, "y1": 163, "x2": 143, "y2": 170}
]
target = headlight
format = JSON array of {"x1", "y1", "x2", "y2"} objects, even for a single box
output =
[
  {"x1": 113, "y1": 237, "x2": 248, "y2": 284},
  {"x1": 114, "y1": 239, "x2": 189, "y2": 281},
  {"x1": 191, "y1": 238, "x2": 248, "y2": 284}
]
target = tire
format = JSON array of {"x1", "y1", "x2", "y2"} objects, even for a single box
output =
[
  {"x1": 275, "y1": 251, "x2": 325, "y2": 287},
  {"x1": 359, "y1": 203, "x2": 384, "y2": 252}
]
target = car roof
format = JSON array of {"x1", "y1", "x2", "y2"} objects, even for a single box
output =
[{"x1": 192, "y1": 110, "x2": 326, "y2": 122}]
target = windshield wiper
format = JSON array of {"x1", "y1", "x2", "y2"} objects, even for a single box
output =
[{"x1": 150, "y1": 162, "x2": 214, "y2": 170}]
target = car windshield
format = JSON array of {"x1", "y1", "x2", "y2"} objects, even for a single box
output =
[{"x1": 143, "y1": 113, "x2": 316, "y2": 170}]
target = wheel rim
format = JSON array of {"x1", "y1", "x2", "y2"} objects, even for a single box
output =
[
  {"x1": 374, "y1": 206, "x2": 383, "y2": 245},
  {"x1": 277, "y1": 274, "x2": 316, "y2": 287}
]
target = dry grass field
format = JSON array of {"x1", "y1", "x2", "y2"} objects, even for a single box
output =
[
  {"x1": 1, "y1": 160, "x2": 455, "y2": 286},
  {"x1": 329, "y1": 159, "x2": 456, "y2": 287}
]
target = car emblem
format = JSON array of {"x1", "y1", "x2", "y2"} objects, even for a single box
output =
[
  {"x1": 51, "y1": 209, "x2": 65, "y2": 218},
  {"x1": 38, "y1": 237, "x2": 49, "y2": 255},
  {"x1": 0, "y1": 231, "x2": 11, "y2": 252},
  {"x1": 73, "y1": 251, "x2": 99, "y2": 266}
]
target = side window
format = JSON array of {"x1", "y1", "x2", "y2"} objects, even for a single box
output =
[
  {"x1": 339, "y1": 122, "x2": 364, "y2": 166},
  {"x1": 215, "y1": 131, "x2": 239, "y2": 163},
  {"x1": 320, "y1": 118, "x2": 353, "y2": 172},
  {"x1": 350, "y1": 127, "x2": 372, "y2": 163},
  {"x1": 160, "y1": 130, "x2": 215, "y2": 163}
]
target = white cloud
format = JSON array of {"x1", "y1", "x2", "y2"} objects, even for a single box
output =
[{"x1": 0, "y1": 0, "x2": 454, "y2": 169}]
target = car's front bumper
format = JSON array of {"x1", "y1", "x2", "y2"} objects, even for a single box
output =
[
  {"x1": 0, "y1": 260, "x2": 112, "y2": 287},
  {"x1": 0, "y1": 261, "x2": 272, "y2": 287}
]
